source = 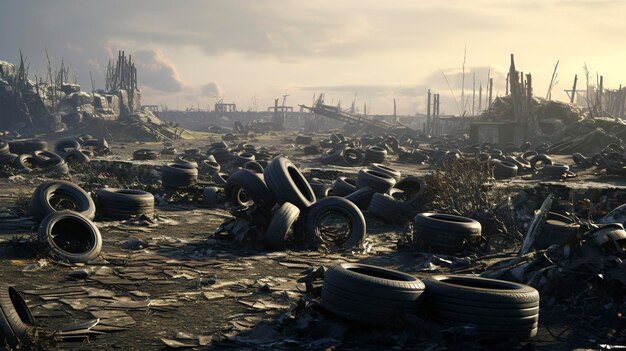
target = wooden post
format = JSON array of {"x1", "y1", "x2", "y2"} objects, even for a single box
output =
[
  {"x1": 426, "y1": 90, "x2": 431, "y2": 133},
  {"x1": 393, "y1": 99, "x2": 397, "y2": 123},
  {"x1": 478, "y1": 83, "x2": 482, "y2": 113},
  {"x1": 599, "y1": 75, "x2": 604, "y2": 115},
  {"x1": 472, "y1": 73, "x2": 476, "y2": 117},
  {"x1": 488, "y1": 78, "x2": 493, "y2": 111},
  {"x1": 570, "y1": 74, "x2": 578, "y2": 104}
]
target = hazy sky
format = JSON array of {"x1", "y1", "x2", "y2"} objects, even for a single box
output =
[{"x1": 2, "y1": 0, "x2": 625, "y2": 115}]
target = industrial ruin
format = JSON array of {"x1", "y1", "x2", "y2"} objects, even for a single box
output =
[{"x1": 0, "y1": 20, "x2": 625, "y2": 351}]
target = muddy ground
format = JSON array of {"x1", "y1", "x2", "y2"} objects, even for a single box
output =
[{"x1": 0, "y1": 131, "x2": 622, "y2": 350}]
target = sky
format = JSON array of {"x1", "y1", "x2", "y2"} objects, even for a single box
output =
[{"x1": 1, "y1": 0, "x2": 626, "y2": 115}]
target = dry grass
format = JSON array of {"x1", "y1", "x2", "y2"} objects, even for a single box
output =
[{"x1": 420, "y1": 158, "x2": 522, "y2": 250}]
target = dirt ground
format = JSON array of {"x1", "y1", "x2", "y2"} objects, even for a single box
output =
[{"x1": 0, "y1": 131, "x2": 620, "y2": 350}]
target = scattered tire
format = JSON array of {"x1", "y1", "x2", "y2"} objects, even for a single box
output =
[
  {"x1": 203, "y1": 186, "x2": 220, "y2": 208},
  {"x1": 13, "y1": 154, "x2": 36, "y2": 172},
  {"x1": 225, "y1": 169, "x2": 276, "y2": 208},
  {"x1": 368, "y1": 191, "x2": 416, "y2": 224},
  {"x1": 344, "y1": 186, "x2": 375, "y2": 210},
  {"x1": 342, "y1": 148, "x2": 365, "y2": 167},
  {"x1": 199, "y1": 159, "x2": 221, "y2": 174},
  {"x1": 38, "y1": 211, "x2": 103, "y2": 263},
  {"x1": 365, "y1": 146, "x2": 387, "y2": 163},
  {"x1": 321, "y1": 148, "x2": 343, "y2": 164},
  {"x1": 210, "y1": 147, "x2": 232, "y2": 164},
  {"x1": 232, "y1": 152, "x2": 255, "y2": 167},
  {"x1": 530, "y1": 154, "x2": 552, "y2": 171},
  {"x1": 0, "y1": 284, "x2": 36, "y2": 347},
  {"x1": 332, "y1": 177, "x2": 357, "y2": 197},
  {"x1": 95, "y1": 188, "x2": 155, "y2": 219},
  {"x1": 174, "y1": 155, "x2": 199, "y2": 168},
  {"x1": 29, "y1": 180, "x2": 96, "y2": 222},
  {"x1": 54, "y1": 139, "x2": 81, "y2": 158},
  {"x1": 0, "y1": 152, "x2": 18, "y2": 165},
  {"x1": 369, "y1": 163, "x2": 401, "y2": 181},
  {"x1": 424, "y1": 275, "x2": 539, "y2": 340},
  {"x1": 304, "y1": 196, "x2": 365, "y2": 249},
  {"x1": 133, "y1": 149, "x2": 159, "y2": 160},
  {"x1": 243, "y1": 160, "x2": 264, "y2": 173},
  {"x1": 413, "y1": 213, "x2": 481, "y2": 254},
  {"x1": 0, "y1": 140, "x2": 9, "y2": 155},
  {"x1": 265, "y1": 202, "x2": 300, "y2": 250},
  {"x1": 356, "y1": 169, "x2": 396, "y2": 194},
  {"x1": 65, "y1": 149, "x2": 90, "y2": 163},
  {"x1": 264, "y1": 157, "x2": 316, "y2": 210},
  {"x1": 542, "y1": 163, "x2": 569, "y2": 178},
  {"x1": 8, "y1": 139, "x2": 48, "y2": 154},
  {"x1": 295, "y1": 135, "x2": 313, "y2": 145},
  {"x1": 161, "y1": 163, "x2": 198, "y2": 189},
  {"x1": 322, "y1": 263, "x2": 425, "y2": 324},
  {"x1": 493, "y1": 161, "x2": 518, "y2": 179}
]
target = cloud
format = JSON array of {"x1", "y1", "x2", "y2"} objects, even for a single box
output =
[
  {"x1": 132, "y1": 49, "x2": 183, "y2": 93},
  {"x1": 200, "y1": 82, "x2": 222, "y2": 97}
]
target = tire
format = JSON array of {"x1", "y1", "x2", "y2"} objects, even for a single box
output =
[
  {"x1": 161, "y1": 163, "x2": 198, "y2": 189},
  {"x1": 394, "y1": 176, "x2": 426, "y2": 198},
  {"x1": 210, "y1": 147, "x2": 232, "y2": 164},
  {"x1": 13, "y1": 154, "x2": 36, "y2": 172},
  {"x1": 133, "y1": 149, "x2": 159, "y2": 160},
  {"x1": 530, "y1": 154, "x2": 552, "y2": 171},
  {"x1": 542, "y1": 163, "x2": 569, "y2": 178},
  {"x1": 413, "y1": 213, "x2": 481, "y2": 254},
  {"x1": 203, "y1": 186, "x2": 220, "y2": 208},
  {"x1": 332, "y1": 177, "x2": 357, "y2": 197},
  {"x1": 534, "y1": 212, "x2": 580, "y2": 250},
  {"x1": 199, "y1": 159, "x2": 221, "y2": 174},
  {"x1": 344, "y1": 186, "x2": 375, "y2": 210},
  {"x1": 356, "y1": 169, "x2": 396, "y2": 194},
  {"x1": 234, "y1": 121, "x2": 245, "y2": 133},
  {"x1": 493, "y1": 161, "x2": 518, "y2": 179},
  {"x1": 211, "y1": 172, "x2": 229, "y2": 185},
  {"x1": 265, "y1": 202, "x2": 300, "y2": 250},
  {"x1": 342, "y1": 148, "x2": 364, "y2": 167},
  {"x1": 243, "y1": 160, "x2": 264, "y2": 173},
  {"x1": 54, "y1": 139, "x2": 81, "y2": 158},
  {"x1": 0, "y1": 284, "x2": 36, "y2": 347},
  {"x1": 321, "y1": 148, "x2": 343, "y2": 164},
  {"x1": 368, "y1": 192, "x2": 416, "y2": 224},
  {"x1": 65, "y1": 149, "x2": 90, "y2": 163},
  {"x1": 232, "y1": 152, "x2": 255, "y2": 167},
  {"x1": 0, "y1": 140, "x2": 8, "y2": 155},
  {"x1": 264, "y1": 157, "x2": 316, "y2": 210},
  {"x1": 295, "y1": 135, "x2": 313, "y2": 145},
  {"x1": 423, "y1": 275, "x2": 539, "y2": 340},
  {"x1": 330, "y1": 133, "x2": 346, "y2": 144},
  {"x1": 95, "y1": 188, "x2": 155, "y2": 219},
  {"x1": 29, "y1": 180, "x2": 96, "y2": 222},
  {"x1": 369, "y1": 163, "x2": 401, "y2": 181},
  {"x1": 305, "y1": 196, "x2": 365, "y2": 249},
  {"x1": 38, "y1": 211, "x2": 103, "y2": 263},
  {"x1": 0, "y1": 152, "x2": 18, "y2": 165},
  {"x1": 174, "y1": 155, "x2": 199, "y2": 168},
  {"x1": 365, "y1": 146, "x2": 387, "y2": 163},
  {"x1": 225, "y1": 169, "x2": 276, "y2": 208},
  {"x1": 8, "y1": 139, "x2": 48, "y2": 155},
  {"x1": 322, "y1": 263, "x2": 425, "y2": 324}
]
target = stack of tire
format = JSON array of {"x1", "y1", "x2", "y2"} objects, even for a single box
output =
[
  {"x1": 29, "y1": 181, "x2": 102, "y2": 263},
  {"x1": 413, "y1": 213, "x2": 482, "y2": 254},
  {"x1": 321, "y1": 263, "x2": 540, "y2": 342}
]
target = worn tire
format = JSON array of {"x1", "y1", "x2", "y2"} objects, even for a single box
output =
[
  {"x1": 369, "y1": 163, "x2": 401, "y2": 181},
  {"x1": 344, "y1": 186, "x2": 375, "y2": 210},
  {"x1": 203, "y1": 186, "x2": 220, "y2": 208},
  {"x1": 54, "y1": 139, "x2": 81, "y2": 158},
  {"x1": 133, "y1": 149, "x2": 159, "y2": 160},
  {"x1": 161, "y1": 163, "x2": 198, "y2": 189},
  {"x1": 356, "y1": 169, "x2": 396, "y2": 194},
  {"x1": 95, "y1": 188, "x2": 155, "y2": 219},
  {"x1": 38, "y1": 211, "x2": 103, "y2": 263},
  {"x1": 530, "y1": 154, "x2": 552, "y2": 171},
  {"x1": 13, "y1": 154, "x2": 36, "y2": 172},
  {"x1": 342, "y1": 148, "x2": 365, "y2": 167},
  {"x1": 493, "y1": 161, "x2": 518, "y2": 179},
  {"x1": 365, "y1": 146, "x2": 387, "y2": 163},
  {"x1": 332, "y1": 177, "x2": 357, "y2": 197},
  {"x1": 264, "y1": 157, "x2": 316, "y2": 210},
  {"x1": 424, "y1": 275, "x2": 539, "y2": 340},
  {"x1": 0, "y1": 284, "x2": 36, "y2": 347},
  {"x1": 29, "y1": 180, "x2": 96, "y2": 222},
  {"x1": 305, "y1": 196, "x2": 365, "y2": 249},
  {"x1": 265, "y1": 202, "x2": 301, "y2": 250},
  {"x1": 225, "y1": 169, "x2": 276, "y2": 208},
  {"x1": 368, "y1": 192, "x2": 416, "y2": 224},
  {"x1": 322, "y1": 263, "x2": 425, "y2": 324},
  {"x1": 413, "y1": 213, "x2": 481, "y2": 254}
]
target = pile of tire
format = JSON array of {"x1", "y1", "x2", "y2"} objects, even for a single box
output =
[
  {"x1": 218, "y1": 156, "x2": 366, "y2": 251},
  {"x1": 29, "y1": 181, "x2": 102, "y2": 263},
  {"x1": 320, "y1": 263, "x2": 540, "y2": 342},
  {"x1": 413, "y1": 213, "x2": 482, "y2": 254}
]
